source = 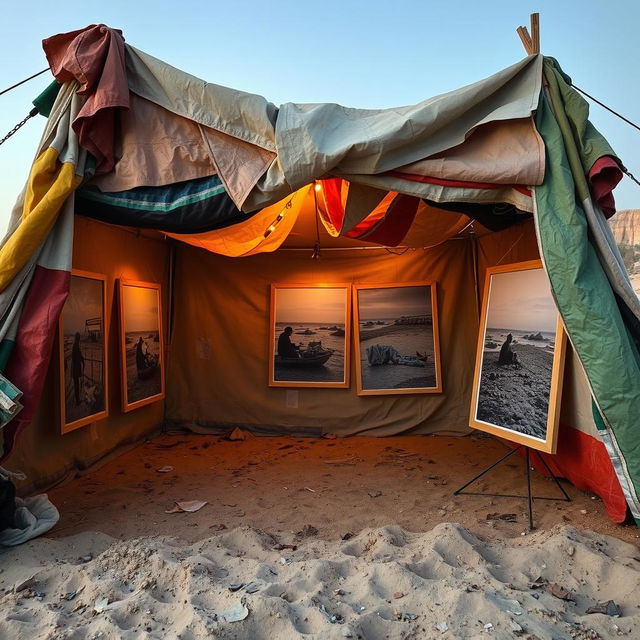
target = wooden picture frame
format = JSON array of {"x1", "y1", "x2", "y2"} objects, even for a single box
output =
[
  {"x1": 469, "y1": 260, "x2": 567, "y2": 454},
  {"x1": 353, "y1": 282, "x2": 442, "y2": 395},
  {"x1": 118, "y1": 279, "x2": 165, "y2": 412},
  {"x1": 58, "y1": 269, "x2": 108, "y2": 434},
  {"x1": 269, "y1": 284, "x2": 351, "y2": 388}
]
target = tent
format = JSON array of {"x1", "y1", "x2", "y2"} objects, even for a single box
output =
[{"x1": 1, "y1": 24, "x2": 638, "y2": 526}]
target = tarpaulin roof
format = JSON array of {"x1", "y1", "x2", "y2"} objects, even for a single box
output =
[{"x1": 1, "y1": 24, "x2": 639, "y2": 525}]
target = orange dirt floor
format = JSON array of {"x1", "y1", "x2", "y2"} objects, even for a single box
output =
[{"x1": 45, "y1": 433, "x2": 639, "y2": 545}]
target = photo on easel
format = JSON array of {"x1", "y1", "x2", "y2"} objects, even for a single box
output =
[{"x1": 469, "y1": 260, "x2": 567, "y2": 454}]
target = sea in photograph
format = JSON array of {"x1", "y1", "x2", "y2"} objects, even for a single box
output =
[
  {"x1": 274, "y1": 322, "x2": 346, "y2": 383},
  {"x1": 358, "y1": 319, "x2": 436, "y2": 390},
  {"x1": 476, "y1": 327, "x2": 555, "y2": 439},
  {"x1": 62, "y1": 333, "x2": 105, "y2": 424},
  {"x1": 125, "y1": 331, "x2": 162, "y2": 404}
]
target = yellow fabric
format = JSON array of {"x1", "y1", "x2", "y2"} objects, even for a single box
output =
[
  {"x1": 165, "y1": 186, "x2": 311, "y2": 257},
  {"x1": 0, "y1": 148, "x2": 80, "y2": 291}
]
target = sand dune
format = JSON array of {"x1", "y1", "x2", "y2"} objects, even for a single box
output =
[{"x1": 1, "y1": 522, "x2": 639, "y2": 639}]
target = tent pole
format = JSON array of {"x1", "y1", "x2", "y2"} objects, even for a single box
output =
[
  {"x1": 516, "y1": 13, "x2": 540, "y2": 55},
  {"x1": 471, "y1": 230, "x2": 480, "y2": 321}
]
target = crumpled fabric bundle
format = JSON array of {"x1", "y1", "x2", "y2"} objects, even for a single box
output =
[
  {"x1": 0, "y1": 494, "x2": 59, "y2": 546},
  {"x1": 366, "y1": 344, "x2": 427, "y2": 367}
]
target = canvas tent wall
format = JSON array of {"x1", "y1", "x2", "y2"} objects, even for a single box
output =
[{"x1": 0, "y1": 25, "x2": 637, "y2": 526}]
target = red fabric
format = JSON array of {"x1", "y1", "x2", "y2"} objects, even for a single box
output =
[
  {"x1": 319, "y1": 179, "x2": 345, "y2": 231},
  {"x1": 522, "y1": 425, "x2": 628, "y2": 523},
  {"x1": 385, "y1": 171, "x2": 532, "y2": 197},
  {"x1": 355, "y1": 194, "x2": 419, "y2": 246},
  {"x1": 588, "y1": 155, "x2": 623, "y2": 219},
  {"x1": 345, "y1": 203, "x2": 388, "y2": 238},
  {"x1": 0, "y1": 267, "x2": 70, "y2": 463},
  {"x1": 43, "y1": 24, "x2": 129, "y2": 175}
]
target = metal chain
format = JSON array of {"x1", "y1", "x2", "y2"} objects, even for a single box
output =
[
  {"x1": 623, "y1": 168, "x2": 640, "y2": 189},
  {"x1": 0, "y1": 107, "x2": 38, "y2": 147}
]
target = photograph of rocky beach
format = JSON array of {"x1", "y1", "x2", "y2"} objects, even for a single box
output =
[
  {"x1": 355, "y1": 284, "x2": 440, "y2": 394},
  {"x1": 271, "y1": 286, "x2": 349, "y2": 386},
  {"x1": 473, "y1": 266, "x2": 561, "y2": 443}
]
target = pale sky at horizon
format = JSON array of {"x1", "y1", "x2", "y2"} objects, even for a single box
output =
[
  {"x1": 63, "y1": 274, "x2": 103, "y2": 335},
  {"x1": 122, "y1": 285, "x2": 159, "y2": 333},
  {"x1": 358, "y1": 286, "x2": 431, "y2": 321},
  {"x1": 486, "y1": 268, "x2": 557, "y2": 333},
  {"x1": 275, "y1": 287, "x2": 346, "y2": 324},
  {"x1": 1, "y1": 0, "x2": 640, "y2": 236}
]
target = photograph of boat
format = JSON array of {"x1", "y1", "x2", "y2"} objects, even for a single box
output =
[
  {"x1": 269, "y1": 284, "x2": 351, "y2": 388},
  {"x1": 58, "y1": 270, "x2": 108, "y2": 433},
  {"x1": 119, "y1": 280, "x2": 165, "y2": 411}
]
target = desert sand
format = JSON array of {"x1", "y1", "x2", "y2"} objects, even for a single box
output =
[{"x1": 1, "y1": 434, "x2": 639, "y2": 639}]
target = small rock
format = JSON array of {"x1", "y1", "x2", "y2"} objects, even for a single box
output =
[
  {"x1": 580, "y1": 509, "x2": 588, "y2": 515},
  {"x1": 298, "y1": 524, "x2": 318, "y2": 537},
  {"x1": 393, "y1": 592, "x2": 405, "y2": 599},
  {"x1": 567, "y1": 545, "x2": 575, "y2": 557},
  {"x1": 368, "y1": 490, "x2": 382, "y2": 498},
  {"x1": 436, "y1": 621, "x2": 449, "y2": 632}
]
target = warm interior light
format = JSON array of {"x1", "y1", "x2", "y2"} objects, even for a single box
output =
[{"x1": 314, "y1": 183, "x2": 322, "y2": 192}]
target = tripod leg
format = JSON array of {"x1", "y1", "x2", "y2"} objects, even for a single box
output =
[
  {"x1": 533, "y1": 450, "x2": 572, "y2": 502},
  {"x1": 526, "y1": 448, "x2": 534, "y2": 531},
  {"x1": 453, "y1": 446, "x2": 522, "y2": 495}
]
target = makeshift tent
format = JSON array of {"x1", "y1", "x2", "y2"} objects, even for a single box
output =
[{"x1": 0, "y1": 25, "x2": 638, "y2": 525}]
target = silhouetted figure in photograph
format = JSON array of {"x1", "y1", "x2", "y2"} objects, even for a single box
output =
[
  {"x1": 498, "y1": 333, "x2": 519, "y2": 366},
  {"x1": 136, "y1": 337, "x2": 147, "y2": 372},
  {"x1": 277, "y1": 326, "x2": 300, "y2": 358},
  {"x1": 71, "y1": 332, "x2": 85, "y2": 405}
]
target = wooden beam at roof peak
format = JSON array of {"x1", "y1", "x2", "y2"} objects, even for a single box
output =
[
  {"x1": 530, "y1": 13, "x2": 540, "y2": 54},
  {"x1": 516, "y1": 25, "x2": 534, "y2": 55},
  {"x1": 516, "y1": 13, "x2": 540, "y2": 56}
]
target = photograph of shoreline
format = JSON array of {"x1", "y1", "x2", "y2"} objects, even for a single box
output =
[
  {"x1": 354, "y1": 284, "x2": 441, "y2": 395},
  {"x1": 59, "y1": 272, "x2": 107, "y2": 433},
  {"x1": 119, "y1": 281, "x2": 164, "y2": 410},
  {"x1": 269, "y1": 285, "x2": 350, "y2": 388},
  {"x1": 471, "y1": 262, "x2": 565, "y2": 452}
]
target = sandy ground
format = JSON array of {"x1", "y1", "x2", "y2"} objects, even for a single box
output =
[{"x1": 1, "y1": 434, "x2": 639, "y2": 639}]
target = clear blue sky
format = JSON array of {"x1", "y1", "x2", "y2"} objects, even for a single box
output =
[{"x1": 1, "y1": 0, "x2": 639, "y2": 234}]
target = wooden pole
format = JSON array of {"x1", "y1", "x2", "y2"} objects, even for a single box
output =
[
  {"x1": 516, "y1": 13, "x2": 540, "y2": 55},
  {"x1": 530, "y1": 13, "x2": 540, "y2": 54},
  {"x1": 516, "y1": 25, "x2": 533, "y2": 55}
]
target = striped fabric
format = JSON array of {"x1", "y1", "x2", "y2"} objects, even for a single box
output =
[{"x1": 76, "y1": 175, "x2": 254, "y2": 233}]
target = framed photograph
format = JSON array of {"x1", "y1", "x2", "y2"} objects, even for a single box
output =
[
  {"x1": 58, "y1": 270, "x2": 108, "y2": 433},
  {"x1": 269, "y1": 284, "x2": 351, "y2": 388},
  {"x1": 118, "y1": 279, "x2": 165, "y2": 411},
  {"x1": 353, "y1": 282, "x2": 442, "y2": 395},
  {"x1": 469, "y1": 260, "x2": 567, "y2": 453}
]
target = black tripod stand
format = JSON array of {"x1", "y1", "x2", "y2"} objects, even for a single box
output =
[{"x1": 453, "y1": 444, "x2": 571, "y2": 530}]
